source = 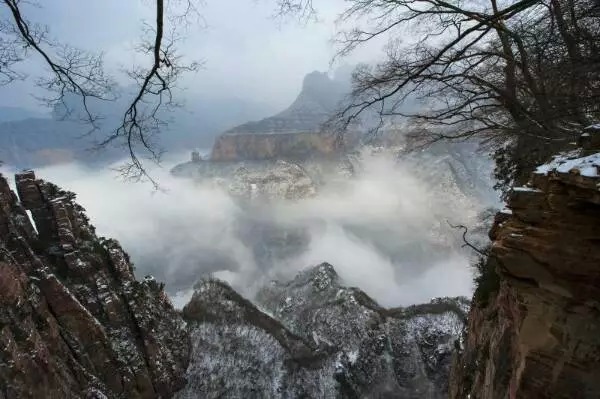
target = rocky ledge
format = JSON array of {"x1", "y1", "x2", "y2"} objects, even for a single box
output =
[
  {"x1": 450, "y1": 145, "x2": 600, "y2": 398},
  {"x1": 0, "y1": 171, "x2": 189, "y2": 398},
  {"x1": 171, "y1": 156, "x2": 355, "y2": 200},
  {"x1": 211, "y1": 131, "x2": 337, "y2": 162}
]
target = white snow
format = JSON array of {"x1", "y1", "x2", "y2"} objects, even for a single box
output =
[
  {"x1": 347, "y1": 350, "x2": 359, "y2": 365},
  {"x1": 535, "y1": 152, "x2": 600, "y2": 177},
  {"x1": 513, "y1": 186, "x2": 542, "y2": 193}
]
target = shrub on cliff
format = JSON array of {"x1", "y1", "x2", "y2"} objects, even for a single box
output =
[{"x1": 472, "y1": 251, "x2": 500, "y2": 308}]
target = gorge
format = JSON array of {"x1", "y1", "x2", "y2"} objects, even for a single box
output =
[
  {"x1": 0, "y1": 170, "x2": 468, "y2": 398},
  {"x1": 3, "y1": 132, "x2": 598, "y2": 397},
  {"x1": 2, "y1": 65, "x2": 598, "y2": 398}
]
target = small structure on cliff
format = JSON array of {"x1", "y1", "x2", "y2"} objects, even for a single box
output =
[{"x1": 191, "y1": 149, "x2": 202, "y2": 162}]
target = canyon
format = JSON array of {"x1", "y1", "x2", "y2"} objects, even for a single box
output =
[
  {"x1": 2, "y1": 132, "x2": 599, "y2": 398},
  {"x1": 0, "y1": 170, "x2": 466, "y2": 398}
]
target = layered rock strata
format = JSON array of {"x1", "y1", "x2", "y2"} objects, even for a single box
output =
[
  {"x1": 450, "y1": 147, "x2": 600, "y2": 398},
  {"x1": 210, "y1": 131, "x2": 336, "y2": 162}
]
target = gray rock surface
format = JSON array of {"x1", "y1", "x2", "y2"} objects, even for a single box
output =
[
  {"x1": 225, "y1": 71, "x2": 348, "y2": 135},
  {"x1": 177, "y1": 263, "x2": 468, "y2": 398}
]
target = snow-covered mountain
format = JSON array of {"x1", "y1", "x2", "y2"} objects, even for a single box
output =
[{"x1": 178, "y1": 263, "x2": 467, "y2": 398}]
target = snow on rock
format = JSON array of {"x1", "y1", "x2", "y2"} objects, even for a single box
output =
[
  {"x1": 535, "y1": 151, "x2": 600, "y2": 178},
  {"x1": 171, "y1": 155, "x2": 355, "y2": 201},
  {"x1": 178, "y1": 262, "x2": 468, "y2": 398},
  {"x1": 0, "y1": 171, "x2": 188, "y2": 398},
  {"x1": 227, "y1": 160, "x2": 317, "y2": 200},
  {"x1": 451, "y1": 152, "x2": 600, "y2": 399},
  {"x1": 586, "y1": 123, "x2": 600, "y2": 131}
]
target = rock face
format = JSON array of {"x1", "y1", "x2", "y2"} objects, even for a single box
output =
[
  {"x1": 450, "y1": 149, "x2": 600, "y2": 398},
  {"x1": 0, "y1": 171, "x2": 189, "y2": 398},
  {"x1": 210, "y1": 71, "x2": 348, "y2": 162},
  {"x1": 177, "y1": 263, "x2": 468, "y2": 398},
  {"x1": 225, "y1": 71, "x2": 347, "y2": 136},
  {"x1": 211, "y1": 131, "x2": 337, "y2": 162},
  {"x1": 226, "y1": 160, "x2": 317, "y2": 200}
]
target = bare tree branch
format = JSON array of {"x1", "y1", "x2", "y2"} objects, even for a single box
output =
[
  {"x1": 0, "y1": 0, "x2": 202, "y2": 187},
  {"x1": 2, "y1": 0, "x2": 114, "y2": 128},
  {"x1": 447, "y1": 221, "x2": 489, "y2": 257}
]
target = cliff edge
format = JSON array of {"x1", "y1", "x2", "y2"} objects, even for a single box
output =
[
  {"x1": 450, "y1": 127, "x2": 600, "y2": 398},
  {"x1": 0, "y1": 171, "x2": 189, "y2": 398}
]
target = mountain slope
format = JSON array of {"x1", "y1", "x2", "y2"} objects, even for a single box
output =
[
  {"x1": 0, "y1": 171, "x2": 189, "y2": 398},
  {"x1": 177, "y1": 263, "x2": 467, "y2": 398},
  {"x1": 209, "y1": 71, "x2": 349, "y2": 161},
  {"x1": 0, "y1": 96, "x2": 273, "y2": 169},
  {"x1": 225, "y1": 71, "x2": 348, "y2": 135}
]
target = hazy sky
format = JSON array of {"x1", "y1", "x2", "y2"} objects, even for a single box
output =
[{"x1": 0, "y1": 0, "x2": 381, "y2": 112}]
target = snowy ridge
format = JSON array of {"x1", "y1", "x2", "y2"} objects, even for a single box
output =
[{"x1": 178, "y1": 263, "x2": 467, "y2": 398}]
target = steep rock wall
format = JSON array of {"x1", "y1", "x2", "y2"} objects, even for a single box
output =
[
  {"x1": 450, "y1": 147, "x2": 600, "y2": 398},
  {"x1": 0, "y1": 171, "x2": 189, "y2": 398},
  {"x1": 210, "y1": 132, "x2": 337, "y2": 162}
]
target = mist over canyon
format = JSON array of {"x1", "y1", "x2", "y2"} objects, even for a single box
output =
[
  {"x1": 0, "y1": 143, "x2": 496, "y2": 309},
  {"x1": 0, "y1": 64, "x2": 501, "y2": 398},
  {"x1": 1, "y1": 0, "x2": 598, "y2": 396}
]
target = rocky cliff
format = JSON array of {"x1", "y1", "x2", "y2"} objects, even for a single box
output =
[
  {"x1": 177, "y1": 263, "x2": 468, "y2": 398},
  {"x1": 210, "y1": 71, "x2": 348, "y2": 162},
  {"x1": 211, "y1": 131, "x2": 337, "y2": 162},
  {"x1": 0, "y1": 171, "x2": 189, "y2": 398},
  {"x1": 450, "y1": 139, "x2": 600, "y2": 398}
]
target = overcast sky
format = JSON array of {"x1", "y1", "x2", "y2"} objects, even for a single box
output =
[{"x1": 0, "y1": 0, "x2": 383, "y2": 113}]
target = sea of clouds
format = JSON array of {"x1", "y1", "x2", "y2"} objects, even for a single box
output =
[{"x1": 1, "y1": 148, "x2": 497, "y2": 308}]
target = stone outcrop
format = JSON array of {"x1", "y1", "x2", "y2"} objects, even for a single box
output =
[
  {"x1": 450, "y1": 147, "x2": 600, "y2": 398},
  {"x1": 171, "y1": 153, "x2": 354, "y2": 201},
  {"x1": 177, "y1": 263, "x2": 468, "y2": 398},
  {"x1": 0, "y1": 171, "x2": 189, "y2": 398}
]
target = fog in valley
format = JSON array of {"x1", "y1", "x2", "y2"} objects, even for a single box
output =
[{"x1": 1, "y1": 148, "x2": 495, "y2": 308}]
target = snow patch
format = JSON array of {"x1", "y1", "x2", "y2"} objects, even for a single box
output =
[
  {"x1": 513, "y1": 186, "x2": 542, "y2": 193},
  {"x1": 535, "y1": 152, "x2": 600, "y2": 177}
]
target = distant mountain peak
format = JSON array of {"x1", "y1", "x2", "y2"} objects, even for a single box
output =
[{"x1": 224, "y1": 70, "x2": 348, "y2": 135}]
